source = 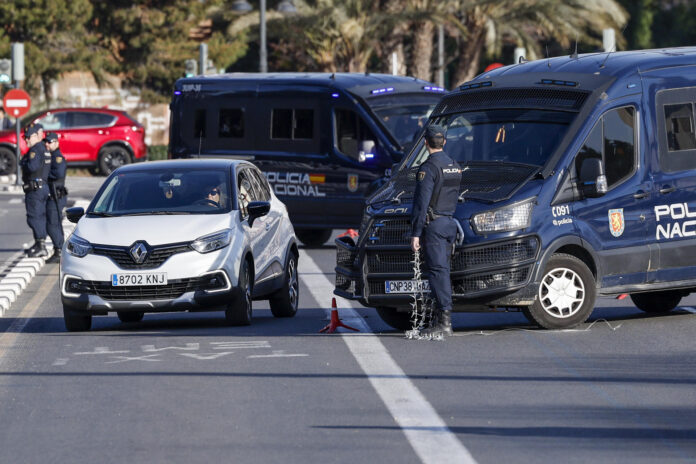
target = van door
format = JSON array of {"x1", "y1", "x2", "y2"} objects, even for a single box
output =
[
  {"x1": 650, "y1": 88, "x2": 696, "y2": 282},
  {"x1": 572, "y1": 105, "x2": 651, "y2": 288}
]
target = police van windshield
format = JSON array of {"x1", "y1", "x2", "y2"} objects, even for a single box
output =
[
  {"x1": 374, "y1": 104, "x2": 435, "y2": 148},
  {"x1": 409, "y1": 109, "x2": 575, "y2": 169},
  {"x1": 89, "y1": 169, "x2": 231, "y2": 216}
]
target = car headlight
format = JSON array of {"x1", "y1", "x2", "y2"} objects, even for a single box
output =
[
  {"x1": 191, "y1": 229, "x2": 232, "y2": 254},
  {"x1": 66, "y1": 234, "x2": 93, "y2": 258},
  {"x1": 472, "y1": 199, "x2": 535, "y2": 234}
]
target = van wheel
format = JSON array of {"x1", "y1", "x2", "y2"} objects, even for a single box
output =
[
  {"x1": 117, "y1": 311, "x2": 144, "y2": 323},
  {"x1": 0, "y1": 147, "x2": 16, "y2": 176},
  {"x1": 63, "y1": 306, "x2": 92, "y2": 332},
  {"x1": 296, "y1": 229, "x2": 332, "y2": 247},
  {"x1": 269, "y1": 252, "x2": 299, "y2": 317},
  {"x1": 630, "y1": 291, "x2": 682, "y2": 314},
  {"x1": 525, "y1": 253, "x2": 596, "y2": 329},
  {"x1": 98, "y1": 145, "x2": 131, "y2": 175},
  {"x1": 226, "y1": 259, "x2": 252, "y2": 326}
]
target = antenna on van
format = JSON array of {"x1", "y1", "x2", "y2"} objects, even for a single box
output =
[
  {"x1": 546, "y1": 45, "x2": 551, "y2": 68},
  {"x1": 570, "y1": 33, "x2": 579, "y2": 59},
  {"x1": 600, "y1": 24, "x2": 628, "y2": 69},
  {"x1": 330, "y1": 73, "x2": 335, "y2": 80},
  {"x1": 197, "y1": 130, "x2": 203, "y2": 159}
]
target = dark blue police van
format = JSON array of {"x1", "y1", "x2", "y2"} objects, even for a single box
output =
[
  {"x1": 169, "y1": 73, "x2": 444, "y2": 246},
  {"x1": 335, "y1": 47, "x2": 696, "y2": 330}
]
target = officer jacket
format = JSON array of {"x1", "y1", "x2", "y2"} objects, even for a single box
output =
[
  {"x1": 48, "y1": 149, "x2": 67, "y2": 187},
  {"x1": 20, "y1": 142, "x2": 51, "y2": 184},
  {"x1": 411, "y1": 150, "x2": 462, "y2": 237}
]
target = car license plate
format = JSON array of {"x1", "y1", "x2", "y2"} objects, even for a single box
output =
[
  {"x1": 112, "y1": 273, "x2": 167, "y2": 286},
  {"x1": 384, "y1": 280, "x2": 430, "y2": 294}
]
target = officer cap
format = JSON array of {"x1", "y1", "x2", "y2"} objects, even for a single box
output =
[
  {"x1": 44, "y1": 132, "x2": 58, "y2": 142},
  {"x1": 33, "y1": 123, "x2": 44, "y2": 132},
  {"x1": 425, "y1": 124, "x2": 446, "y2": 139},
  {"x1": 24, "y1": 125, "x2": 40, "y2": 138}
]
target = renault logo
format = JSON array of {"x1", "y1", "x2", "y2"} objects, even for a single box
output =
[{"x1": 129, "y1": 242, "x2": 149, "y2": 264}]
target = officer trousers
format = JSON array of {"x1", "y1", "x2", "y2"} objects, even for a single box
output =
[
  {"x1": 423, "y1": 216, "x2": 457, "y2": 311},
  {"x1": 46, "y1": 194, "x2": 67, "y2": 250},
  {"x1": 25, "y1": 188, "x2": 49, "y2": 240}
]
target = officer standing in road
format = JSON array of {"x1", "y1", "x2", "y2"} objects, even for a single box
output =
[
  {"x1": 20, "y1": 125, "x2": 51, "y2": 257},
  {"x1": 410, "y1": 125, "x2": 462, "y2": 337},
  {"x1": 44, "y1": 132, "x2": 67, "y2": 263}
]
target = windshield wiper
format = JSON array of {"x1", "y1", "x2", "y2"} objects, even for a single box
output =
[
  {"x1": 87, "y1": 212, "x2": 118, "y2": 217},
  {"x1": 121, "y1": 211, "x2": 192, "y2": 216}
]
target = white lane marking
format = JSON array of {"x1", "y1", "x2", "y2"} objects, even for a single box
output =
[
  {"x1": 74, "y1": 347, "x2": 130, "y2": 355},
  {"x1": 52, "y1": 358, "x2": 69, "y2": 366},
  {"x1": 210, "y1": 341, "x2": 271, "y2": 349},
  {"x1": 247, "y1": 350, "x2": 308, "y2": 358},
  {"x1": 105, "y1": 354, "x2": 161, "y2": 364},
  {"x1": 299, "y1": 250, "x2": 476, "y2": 464},
  {"x1": 680, "y1": 307, "x2": 696, "y2": 314},
  {"x1": 9, "y1": 198, "x2": 21, "y2": 204},
  {"x1": 179, "y1": 352, "x2": 234, "y2": 360},
  {"x1": 142, "y1": 343, "x2": 199, "y2": 352}
]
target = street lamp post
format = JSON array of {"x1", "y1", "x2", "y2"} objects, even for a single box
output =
[{"x1": 231, "y1": 0, "x2": 297, "y2": 73}]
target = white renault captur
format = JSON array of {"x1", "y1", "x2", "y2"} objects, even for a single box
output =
[{"x1": 60, "y1": 159, "x2": 299, "y2": 331}]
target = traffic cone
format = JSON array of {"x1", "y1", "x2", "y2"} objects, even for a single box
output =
[
  {"x1": 319, "y1": 298, "x2": 360, "y2": 333},
  {"x1": 338, "y1": 229, "x2": 359, "y2": 240}
]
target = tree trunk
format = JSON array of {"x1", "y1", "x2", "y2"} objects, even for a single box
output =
[
  {"x1": 411, "y1": 20, "x2": 434, "y2": 81},
  {"x1": 453, "y1": 14, "x2": 487, "y2": 87}
]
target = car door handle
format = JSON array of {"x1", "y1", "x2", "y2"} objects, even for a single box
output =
[
  {"x1": 659, "y1": 186, "x2": 676, "y2": 194},
  {"x1": 633, "y1": 191, "x2": 649, "y2": 199}
]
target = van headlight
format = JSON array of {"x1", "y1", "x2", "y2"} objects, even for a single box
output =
[
  {"x1": 66, "y1": 234, "x2": 93, "y2": 258},
  {"x1": 472, "y1": 199, "x2": 534, "y2": 234},
  {"x1": 191, "y1": 229, "x2": 232, "y2": 253}
]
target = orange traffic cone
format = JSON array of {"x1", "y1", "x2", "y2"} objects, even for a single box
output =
[
  {"x1": 319, "y1": 298, "x2": 360, "y2": 333},
  {"x1": 338, "y1": 229, "x2": 359, "y2": 240}
]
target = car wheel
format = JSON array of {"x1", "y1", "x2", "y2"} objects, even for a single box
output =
[
  {"x1": 296, "y1": 229, "x2": 332, "y2": 247},
  {"x1": 63, "y1": 306, "x2": 92, "y2": 332},
  {"x1": 226, "y1": 259, "x2": 252, "y2": 326},
  {"x1": 98, "y1": 145, "x2": 131, "y2": 175},
  {"x1": 117, "y1": 311, "x2": 144, "y2": 323},
  {"x1": 524, "y1": 253, "x2": 596, "y2": 329},
  {"x1": 269, "y1": 252, "x2": 299, "y2": 318},
  {"x1": 376, "y1": 306, "x2": 424, "y2": 331},
  {"x1": 0, "y1": 147, "x2": 17, "y2": 177},
  {"x1": 630, "y1": 291, "x2": 682, "y2": 314}
]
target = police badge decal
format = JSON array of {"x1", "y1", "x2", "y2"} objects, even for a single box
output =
[
  {"x1": 608, "y1": 208, "x2": 625, "y2": 237},
  {"x1": 347, "y1": 174, "x2": 358, "y2": 192}
]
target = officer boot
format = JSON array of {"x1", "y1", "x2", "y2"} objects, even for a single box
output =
[
  {"x1": 27, "y1": 239, "x2": 48, "y2": 258},
  {"x1": 46, "y1": 247, "x2": 61, "y2": 264},
  {"x1": 421, "y1": 310, "x2": 453, "y2": 338}
]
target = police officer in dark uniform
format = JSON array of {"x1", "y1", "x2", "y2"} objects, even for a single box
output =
[
  {"x1": 410, "y1": 125, "x2": 462, "y2": 336},
  {"x1": 44, "y1": 132, "x2": 67, "y2": 263},
  {"x1": 20, "y1": 125, "x2": 51, "y2": 257}
]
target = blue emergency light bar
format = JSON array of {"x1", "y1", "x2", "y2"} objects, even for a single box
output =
[
  {"x1": 459, "y1": 81, "x2": 493, "y2": 90},
  {"x1": 423, "y1": 86, "x2": 445, "y2": 92},
  {"x1": 331, "y1": 93, "x2": 340, "y2": 98},
  {"x1": 540, "y1": 79, "x2": 578, "y2": 87},
  {"x1": 174, "y1": 91, "x2": 182, "y2": 95},
  {"x1": 371, "y1": 87, "x2": 395, "y2": 95}
]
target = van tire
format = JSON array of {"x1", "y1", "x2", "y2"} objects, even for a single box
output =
[
  {"x1": 226, "y1": 259, "x2": 252, "y2": 326},
  {"x1": 98, "y1": 145, "x2": 131, "y2": 175},
  {"x1": 63, "y1": 306, "x2": 92, "y2": 332},
  {"x1": 0, "y1": 147, "x2": 16, "y2": 176},
  {"x1": 296, "y1": 229, "x2": 332, "y2": 247},
  {"x1": 269, "y1": 252, "x2": 299, "y2": 317},
  {"x1": 117, "y1": 311, "x2": 144, "y2": 323},
  {"x1": 630, "y1": 291, "x2": 682, "y2": 314},
  {"x1": 525, "y1": 253, "x2": 596, "y2": 329}
]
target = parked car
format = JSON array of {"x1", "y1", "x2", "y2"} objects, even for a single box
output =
[
  {"x1": 0, "y1": 107, "x2": 147, "y2": 176},
  {"x1": 60, "y1": 159, "x2": 299, "y2": 331}
]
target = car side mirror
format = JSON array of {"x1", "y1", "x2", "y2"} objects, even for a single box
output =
[
  {"x1": 66, "y1": 207, "x2": 84, "y2": 223},
  {"x1": 578, "y1": 157, "x2": 608, "y2": 198},
  {"x1": 358, "y1": 140, "x2": 376, "y2": 163},
  {"x1": 247, "y1": 201, "x2": 270, "y2": 227}
]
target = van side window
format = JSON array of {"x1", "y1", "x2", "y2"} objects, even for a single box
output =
[
  {"x1": 664, "y1": 103, "x2": 696, "y2": 151},
  {"x1": 194, "y1": 109, "x2": 206, "y2": 138},
  {"x1": 603, "y1": 107, "x2": 635, "y2": 188},
  {"x1": 219, "y1": 109, "x2": 244, "y2": 138},
  {"x1": 271, "y1": 108, "x2": 314, "y2": 140},
  {"x1": 335, "y1": 109, "x2": 376, "y2": 161}
]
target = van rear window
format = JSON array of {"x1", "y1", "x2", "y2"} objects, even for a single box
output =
[
  {"x1": 271, "y1": 108, "x2": 314, "y2": 140},
  {"x1": 664, "y1": 103, "x2": 696, "y2": 151},
  {"x1": 219, "y1": 108, "x2": 244, "y2": 138}
]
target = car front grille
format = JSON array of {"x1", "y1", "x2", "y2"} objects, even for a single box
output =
[
  {"x1": 364, "y1": 218, "x2": 412, "y2": 246},
  {"x1": 66, "y1": 277, "x2": 205, "y2": 300},
  {"x1": 92, "y1": 243, "x2": 192, "y2": 270}
]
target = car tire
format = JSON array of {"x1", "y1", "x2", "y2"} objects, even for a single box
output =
[
  {"x1": 524, "y1": 253, "x2": 596, "y2": 329},
  {"x1": 98, "y1": 145, "x2": 131, "y2": 175},
  {"x1": 0, "y1": 147, "x2": 16, "y2": 177},
  {"x1": 117, "y1": 311, "x2": 144, "y2": 323},
  {"x1": 376, "y1": 306, "x2": 423, "y2": 331},
  {"x1": 630, "y1": 291, "x2": 682, "y2": 314},
  {"x1": 63, "y1": 306, "x2": 92, "y2": 332},
  {"x1": 269, "y1": 252, "x2": 299, "y2": 318},
  {"x1": 296, "y1": 229, "x2": 332, "y2": 247},
  {"x1": 226, "y1": 259, "x2": 252, "y2": 326}
]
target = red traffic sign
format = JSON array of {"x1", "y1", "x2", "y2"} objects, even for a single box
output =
[{"x1": 3, "y1": 89, "x2": 31, "y2": 118}]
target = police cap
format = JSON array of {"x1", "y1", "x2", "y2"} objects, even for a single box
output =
[
  {"x1": 44, "y1": 132, "x2": 58, "y2": 142},
  {"x1": 24, "y1": 125, "x2": 40, "y2": 139},
  {"x1": 425, "y1": 125, "x2": 446, "y2": 139},
  {"x1": 33, "y1": 123, "x2": 44, "y2": 132}
]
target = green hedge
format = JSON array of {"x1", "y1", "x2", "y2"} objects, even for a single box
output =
[{"x1": 148, "y1": 145, "x2": 168, "y2": 161}]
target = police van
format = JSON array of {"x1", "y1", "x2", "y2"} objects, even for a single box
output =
[
  {"x1": 335, "y1": 47, "x2": 696, "y2": 330},
  {"x1": 169, "y1": 73, "x2": 445, "y2": 246}
]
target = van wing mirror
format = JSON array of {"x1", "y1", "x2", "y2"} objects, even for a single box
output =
[
  {"x1": 247, "y1": 201, "x2": 270, "y2": 227},
  {"x1": 385, "y1": 162, "x2": 400, "y2": 178},
  {"x1": 358, "y1": 140, "x2": 376, "y2": 162},
  {"x1": 578, "y1": 157, "x2": 608, "y2": 198},
  {"x1": 66, "y1": 207, "x2": 85, "y2": 223}
]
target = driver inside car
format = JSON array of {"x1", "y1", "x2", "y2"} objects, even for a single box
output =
[{"x1": 204, "y1": 184, "x2": 221, "y2": 206}]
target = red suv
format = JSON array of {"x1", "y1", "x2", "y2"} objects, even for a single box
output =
[{"x1": 0, "y1": 107, "x2": 147, "y2": 176}]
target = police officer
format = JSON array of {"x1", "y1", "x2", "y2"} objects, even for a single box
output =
[
  {"x1": 20, "y1": 125, "x2": 51, "y2": 257},
  {"x1": 44, "y1": 132, "x2": 67, "y2": 263},
  {"x1": 410, "y1": 125, "x2": 462, "y2": 336}
]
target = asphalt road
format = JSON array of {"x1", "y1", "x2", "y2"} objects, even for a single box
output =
[{"x1": 0, "y1": 174, "x2": 695, "y2": 463}]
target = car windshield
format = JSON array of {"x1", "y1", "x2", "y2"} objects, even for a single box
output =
[
  {"x1": 408, "y1": 108, "x2": 576, "y2": 169},
  {"x1": 89, "y1": 168, "x2": 231, "y2": 216},
  {"x1": 374, "y1": 104, "x2": 435, "y2": 148}
]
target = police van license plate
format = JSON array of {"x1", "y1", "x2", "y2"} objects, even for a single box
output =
[
  {"x1": 384, "y1": 280, "x2": 430, "y2": 294},
  {"x1": 112, "y1": 273, "x2": 167, "y2": 286}
]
